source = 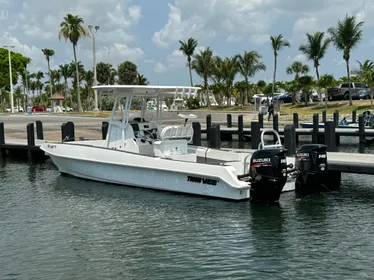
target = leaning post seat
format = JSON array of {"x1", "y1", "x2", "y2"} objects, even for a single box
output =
[{"x1": 159, "y1": 125, "x2": 194, "y2": 142}]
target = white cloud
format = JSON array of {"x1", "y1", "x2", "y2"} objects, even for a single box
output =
[
  {"x1": 293, "y1": 54, "x2": 307, "y2": 62},
  {"x1": 152, "y1": 0, "x2": 275, "y2": 48},
  {"x1": 0, "y1": 0, "x2": 143, "y2": 79},
  {"x1": 153, "y1": 62, "x2": 167, "y2": 73}
]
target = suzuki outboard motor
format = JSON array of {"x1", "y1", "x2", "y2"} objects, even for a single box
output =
[
  {"x1": 294, "y1": 144, "x2": 328, "y2": 194},
  {"x1": 249, "y1": 148, "x2": 288, "y2": 203}
]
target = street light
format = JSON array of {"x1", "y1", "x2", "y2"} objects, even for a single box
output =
[
  {"x1": 88, "y1": 24, "x2": 100, "y2": 111},
  {"x1": 3, "y1": 44, "x2": 15, "y2": 113}
]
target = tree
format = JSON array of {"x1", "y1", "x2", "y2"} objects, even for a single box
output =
[
  {"x1": 41, "y1": 48, "x2": 55, "y2": 102},
  {"x1": 235, "y1": 51, "x2": 266, "y2": 104},
  {"x1": 298, "y1": 75, "x2": 315, "y2": 105},
  {"x1": 192, "y1": 47, "x2": 215, "y2": 107},
  {"x1": 179, "y1": 37, "x2": 198, "y2": 86},
  {"x1": 136, "y1": 74, "x2": 148, "y2": 85},
  {"x1": 352, "y1": 60, "x2": 374, "y2": 108},
  {"x1": 328, "y1": 14, "x2": 364, "y2": 106},
  {"x1": 299, "y1": 31, "x2": 331, "y2": 105},
  {"x1": 97, "y1": 62, "x2": 117, "y2": 85},
  {"x1": 221, "y1": 57, "x2": 238, "y2": 106},
  {"x1": 0, "y1": 48, "x2": 30, "y2": 92},
  {"x1": 34, "y1": 71, "x2": 44, "y2": 96},
  {"x1": 286, "y1": 61, "x2": 309, "y2": 104},
  {"x1": 117, "y1": 61, "x2": 138, "y2": 85},
  {"x1": 58, "y1": 13, "x2": 89, "y2": 112},
  {"x1": 270, "y1": 34, "x2": 290, "y2": 98}
]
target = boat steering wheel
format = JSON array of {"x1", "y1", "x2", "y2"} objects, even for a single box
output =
[{"x1": 138, "y1": 129, "x2": 154, "y2": 143}]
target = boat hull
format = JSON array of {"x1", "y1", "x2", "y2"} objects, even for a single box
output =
[{"x1": 42, "y1": 143, "x2": 250, "y2": 201}]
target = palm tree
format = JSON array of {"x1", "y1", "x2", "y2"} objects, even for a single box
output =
[
  {"x1": 34, "y1": 71, "x2": 44, "y2": 96},
  {"x1": 235, "y1": 51, "x2": 266, "y2": 104},
  {"x1": 286, "y1": 61, "x2": 309, "y2": 104},
  {"x1": 136, "y1": 74, "x2": 148, "y2": 85},
  {"x1": 192, "y1": 47, "x2": 215, "y2": 107},
  {"x1": 270, "y1": 34, "x2": 290, "y2": 98},
  {"x1": 41, "y1": 49, "x2": 55, "y2": 102},
  {"x1": 221, "y1": 57, "x2": 238, "y2": 106},
  {"x1": 328, "y1": 14, "x2": 364, "y2": 106},
  {"x1": 299, "y1": 31, "x2": 331, "y2": 105},
  {"x1": 59, "y1": 64, "x2": 71, "y2": 106},
  {"x1": 58, "y1": 13, "x2": 89, "y2": 112},
  {"x1": 179, "y1": 38, "x2": 198, "y2": 86},
  {"x1": 352, "y1": 60, "x2": 374, "y2": 108}
]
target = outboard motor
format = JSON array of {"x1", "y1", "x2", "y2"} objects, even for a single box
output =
[
  {"x1": 294, "y1": 144, "x2": 328, "y2": 194},
  {"x1": 249, "y1": 148, "x2": 289, "y2": 203}
]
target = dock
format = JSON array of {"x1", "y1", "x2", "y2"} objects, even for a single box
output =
[{"x1": 1, "y1": 110, "x2": 374, "y2": 186}]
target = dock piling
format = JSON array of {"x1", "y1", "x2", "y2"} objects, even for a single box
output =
[
  {"x1": 36, "y1": 120, "x2": 44, "y2": 140},
  {"x1": 284, "y1": 124, "x2": 296, "y2": 156},
  {"x1": 238, "y1": 115, "x2": 244, "y2": 140},
  {"x1": 258, "y1": 113, "x2": 263, "y2": 128},
  {"x1": 322, "y1": 110, "x2": 327, "y2": 123},
  {"x1": 192, "y1": 122, "x2": 201, "y2": 146},
  {"x1": 226, "y1": 114, "x2": 232, "y2": 128},
  {"x1": 102, "y1": 121, "x2": 108, "y2": 140},
  {"x1": 359, "y1": 114, "x2": 365, "y2": 144},
  {"x1": 250, "y1": 121, "x2": 261, "y2": 149},
  {"x1": 352, "y1": 110, "x2": 357, "y2": 123},
  {"x1": 0, "y1": 122, "x2": 5, "y2": 157},
  {"x1": 27, "y1": 123, "x2": 35, "y2": 159},
  {"x1": 312, "y1": 113, "x2": 319, "y2": 144},
  {"x1": 333, "y1": 110, "x2": 339, "y2": 127},
  {"x1": 325, "y1": 121, "x2": 337, "y2": 152},
  {"x1": 209, "y1": 124, "x2": 220, "y2": 149},
  {"x1": 293, "y1": 113, "x2": 299, "y2": 143},
  {"x1": 206, "y1": 115, "x2": 212, "y2": 140},
  {"x1": 273, "y1": 114, "x2": 279, "y2": 143}
]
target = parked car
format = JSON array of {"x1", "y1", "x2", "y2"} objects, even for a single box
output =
[
  {"x1": 327, "y1": 82, "x2": 368, "y2": 101},
  {"x1": 352, "y1": 88, "x2": 371, "y2": 100},
  {"x1": 273, "y1": 93, "x2": 292, "y2": 103},
  {"x1": 5, "y1": 106, "x2": 24, "y2": 112},
  {"x1": 62, "y1": 106, "x2": 73, "y2": 112},
  {"x1": 32, "y1": 106, "x2": 45, "y2": 112}
]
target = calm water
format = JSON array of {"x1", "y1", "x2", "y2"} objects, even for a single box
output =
[{"x1": 1, "y1": 137, "x2": 374, "y2": 279}]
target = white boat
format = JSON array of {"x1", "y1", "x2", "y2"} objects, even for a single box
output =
[{"x1": 41, "y1": 85, "x2": 329, "y2": 202}]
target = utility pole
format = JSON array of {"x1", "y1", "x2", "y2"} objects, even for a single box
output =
[
  {"x1": 4, "y1": 44, "x2": 15, "y2": 113},
  {"x1": 88, "y1": 24, "x2": 100, "y2": 111}
]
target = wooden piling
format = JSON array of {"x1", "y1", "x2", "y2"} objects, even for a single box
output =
[
  {"x1": 352, "y1": 110, "x2": 357, "y2": 123},
  {"x1": 36, "y1": 120, "x2": 44, "y2": 140},
  {"x1": 238, "y1": 115, "x2": 244, "y2": 140},
  {"x1": 226, "y1": 114, "x2": 232, "y2": 128},
  {"x1": 312, "y1": 113, "x2": 318, "y2": 144},
  {"x1": 0, "y1": 122, "x2": 5, "y2": 157},
  {"x1": 359, "y1": 114, "x2": 365, "y2": 144},
  {"x1": 206, "y1": 114, "x2": 212, "y2": 140},
  {"x1": 273, "y1": 114, "x2": 279, "y2": 144},
  {"x1": 293, "y1": 113, "x2": 299, "y2": 143},
  {"x1": 191, "y1": 122, "x2": 201, "y2": 146},
  {"x1": 258, "y1": 113, "x2": 263, "y2": 128},
  {"x1": 251, "y1": 121, "x2": 261, "y2": 149},
  {"x1": 27, "y1": 123, "x2": 35, "y2": 159},
  {"x1": 209, "y1": 124, "x2": 220, "y2": 149},
  {"x1": 325, "y1": 121, "x2": 337, "y2": 152},
  {"x1": 322, "y1": 110, "x2": 326, "y2": 123},
  {"x1": 102, "y1": 121, "x2": 108, "y2": 140},
  {"x1": 284, "y1": 124, "x2": 296, "y2": 156}
]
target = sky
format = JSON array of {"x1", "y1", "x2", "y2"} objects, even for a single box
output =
[{"x1": 1, "y1": 0, "x2": 374, "y2": 87}]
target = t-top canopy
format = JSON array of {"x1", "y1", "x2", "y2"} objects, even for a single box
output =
[{"x1": 92, "y1": 85, "x2": 200, "y2": 98}]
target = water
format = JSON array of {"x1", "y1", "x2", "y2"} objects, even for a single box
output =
[{"x1": 1, "y1": 138, "x2": 374, "y2": 279}]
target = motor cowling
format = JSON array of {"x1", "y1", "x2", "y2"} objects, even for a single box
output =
[
  {"x1": 294, "y1": 144, "x2": 328, "y2": 194},
  {"x1": 249, "y1": 148, "x2": 288, "y2": 203}
]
